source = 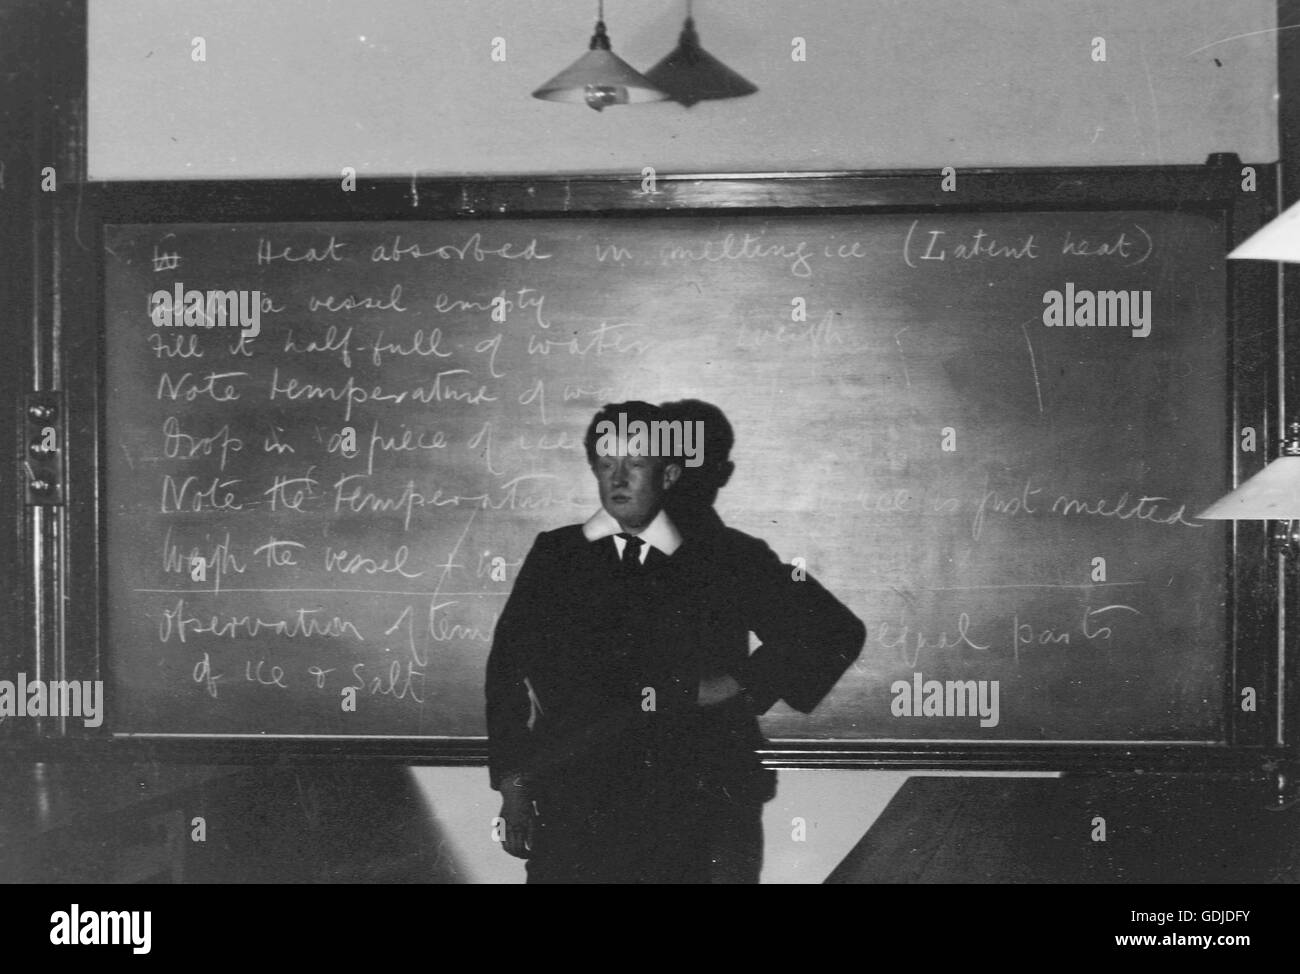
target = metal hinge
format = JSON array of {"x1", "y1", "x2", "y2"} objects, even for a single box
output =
[{"x1": 24, "y1": 391, "x2": 64, "y2": 506}]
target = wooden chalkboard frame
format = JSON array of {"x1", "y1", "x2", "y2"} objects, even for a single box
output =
[{"x1": 44, "y1": 156, "x2": 1291, "y2": 776}]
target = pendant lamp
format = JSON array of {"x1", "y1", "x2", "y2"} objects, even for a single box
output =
[{"x1": 533, "y1": 1, "x2": 670, "y2": 111}]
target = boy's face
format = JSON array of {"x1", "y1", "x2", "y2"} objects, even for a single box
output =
[{"x1": 592, "y1": 437, "x2": 680, "y2": 533}]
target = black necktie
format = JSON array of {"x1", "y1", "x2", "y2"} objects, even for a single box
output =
[{"x1": 618, "y1": 533, "x2": 645, "y2": 572}]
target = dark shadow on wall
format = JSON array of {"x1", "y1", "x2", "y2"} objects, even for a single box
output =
[{"x1": 660, "y1": 398, "x2": 735, "y2": 538}]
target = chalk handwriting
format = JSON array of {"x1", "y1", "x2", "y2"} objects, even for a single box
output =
[
  {"x1": 252, "y1": 536, "x2": 303, "y2": 568},
  {"x1": 325, "y1": 544, "x2": 426, "y2": 579},
  {"x1": 258, "y1": 236, "x2": 348, "y2": 265},
  {"x1": 433, "y1": 287, "x2": 549, "y2": 329},
  {"x1": 595, "y1": 242, "x2": 634, "y2": 263},
  {"x1": 370, "y1": 328, "x2": 451, "y2": 367},
  {"x1": 269, "y1": 368, "x2": 496, "y2": 423},
  {"x1": 148, "y1": 332, "x2": 203, "y2": 359},
  {"x1": 263, "y1": 425, "x2": 295, "y2": 455},
  {"x1": 192, "y1": 653, "x2": 223, "y2": 698},
  {"x1": 1050, "y1": 491, "x2": 1202, "y2": 528},
  {"x1": 370, "y1": 233, "x2": 552, "y2": 263},
  {"x1": 971, "y1": 477, "x2": 1043, "y2": 541},
  {"x1": 331, "y1": 473, "x2": 560, "y2": 531},
  {"x1": 1011, "y1": 604, "x2": 1141, "y2": 663},
  {"x1": 160, "y1": 527, "x2": 246, "y2": 593},
  {"x1": 526, "y1": 322, "x2": 650, "y2": 356},
  {"x1": 875, "y1": 611, "x2": 992, "y2": 668},
  {"x1": 367, "y1": 421, "x2": 448, "y2": 477},
  {"x1": 160, "y1": 475, "x2": 244, "y2": 513},
  {"x1": 156, "y1": 371, "x2": 246, "y2": 403},
  {"x1": 161, "y1": 416, "x2": 244, "y2": 472},
  {"x1": 736, "y1": 309, "x2": 861, "y2": 353},
  {"x1": 659, "y1": 233, "x2": 814, "y2": 278},
  {"x1": 308, "y1": 283, "x2": 406, "y2": 313},
  {"x1": 283, "y1": 325, "x2": 354, "y2": 368},
  {"x1": 1061, "y1": 224, "x2": 1153, "y2": 265},
  {"x1": 903, "y1": 221, "x2": 1039, "y2": 267},
  {"x1": 159, "y1": 600, "x2": 364, "y2": 643},
  {"x1": 350, "y1": 660, "x2": 426, "y2": 704},
  {"x1": 263, "y1": 469, "x2": 319, "y2": 513},
  {"x1": 246, "y1": 659, "x2": 288, "y2": 688}
]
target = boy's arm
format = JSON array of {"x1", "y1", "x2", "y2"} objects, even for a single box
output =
[
  {"x1": 729, "y1": 539, "x2": 867, "y2": 714},
  {"x1": 485, "y1": 532, "x2": 554, "y2": 790}
]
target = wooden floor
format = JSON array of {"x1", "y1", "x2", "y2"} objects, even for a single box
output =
[{"x1": 826, "y1": 775, "x2": 1300, "y2": 883}]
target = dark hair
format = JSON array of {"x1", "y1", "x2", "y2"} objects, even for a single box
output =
[{"x1": 583, "y1": 400, "x2": 671, "y2": 466}]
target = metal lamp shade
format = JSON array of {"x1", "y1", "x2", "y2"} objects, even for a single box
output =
[{"x1": 533, "y1": 48, "x2": 670, "y2": 110}]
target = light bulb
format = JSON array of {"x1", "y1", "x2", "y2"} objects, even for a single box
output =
[{"x1": 584, "y1": 84, "x2": 629, "y2": 111}]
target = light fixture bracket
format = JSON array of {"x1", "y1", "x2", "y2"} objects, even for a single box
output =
[{"x1": 589, "y1": 20, "x2": 612, "y2": 51}]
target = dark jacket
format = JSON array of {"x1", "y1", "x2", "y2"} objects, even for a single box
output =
[{"x1": 485, "y1": 518, "x2": 866, "y2": 795}]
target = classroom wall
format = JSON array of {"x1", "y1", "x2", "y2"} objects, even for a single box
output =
[
  {"x1": 89, "y1": 0, "x2": 1278, "y2": 180},
  {"x1": 85, "y1": 0, "x2": 1279, "y2": 882}
]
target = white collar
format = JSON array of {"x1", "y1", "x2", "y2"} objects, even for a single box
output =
[{"x1": 582, "y1": 507, "x2": 682, "y2": 557}]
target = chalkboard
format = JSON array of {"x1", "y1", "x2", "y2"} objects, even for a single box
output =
[{"x1": 98, "y1": 180, "x2": 1256, "y2": 750}]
